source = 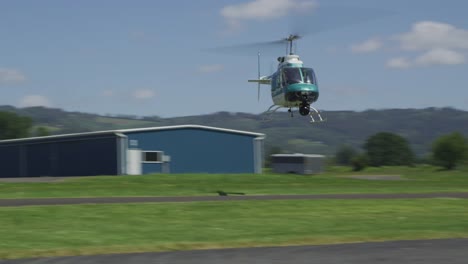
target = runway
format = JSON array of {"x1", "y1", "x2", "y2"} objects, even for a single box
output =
[
  {"x1": 2, "y1": 238, "x2": 467, "y2": 264},
  {"x1": 0, "y1": 192, "x2": 467, "y2": 207}
]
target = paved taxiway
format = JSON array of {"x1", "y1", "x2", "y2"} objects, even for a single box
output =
[
  {"x1": 2, "y1": 192, "x2": 466, "y2": 263},
  {"x1": 1, "y1": 192, "x2": 468, "y2": 207},
  {"x1": 2, "y1": 238, "x2": 467, "y2": 264}
]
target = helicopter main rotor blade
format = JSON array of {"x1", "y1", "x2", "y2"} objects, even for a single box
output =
[
  {"x1": 289, "y1": 5, "x2": 394, "y2": 39},
  {"x1": 207, "y1": 5, "x2": 394, "y2": 55},
  {"x1": 204, "y1": 39, "x2": 286, "y2": 55}
]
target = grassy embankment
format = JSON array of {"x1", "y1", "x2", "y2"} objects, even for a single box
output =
[{"x1": 0, "y1": 166, "x2": 467, "y2": 198}]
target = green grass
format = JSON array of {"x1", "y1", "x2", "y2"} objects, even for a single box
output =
[
  {"x1": 0, "y1": 166, "x2": 467, "y2": 199},
  {"x1": 0, "y1": 198, "x2": 467, "y2": 259},
  {"x1": 31, "y1": 125, "x2": 61, "y2": 132}
]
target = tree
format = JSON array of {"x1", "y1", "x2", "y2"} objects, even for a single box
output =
[
  {"x1": 432, "y1": 132, "x2": 467, "y2": 170},
  {"x1": 364, "y1": 132, "x2": 414, "y2": 166},
  {"x1": 351, "y1": 154, "x2": 368, "y2": 171},
  {"x1": 0, "y1": 111, "x2": 32, "y2": 140},
  {"x1": 335, "y1": 144, "x2": 357, "y2": 165}
]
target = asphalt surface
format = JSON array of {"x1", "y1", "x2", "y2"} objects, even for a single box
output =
[
  {"x1": 2, "y1": 238, "x2": 467, "y2": 264},
  {"x1": 1, "y1": 192, "x2": 468, "y2": 207},
  {"x1": 2, "y1": 193, "x2": 467, "y2": 263}
]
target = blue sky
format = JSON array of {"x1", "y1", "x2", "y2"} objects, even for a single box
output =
[{"x1": 0, "y1": 0, "x2": 467, "y2": 117}]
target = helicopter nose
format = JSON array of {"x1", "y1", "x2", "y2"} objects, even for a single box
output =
[
  {"x1": 288, "y1": 91, "x2": 319, "y2": 103},
  {"x1": 285, "y1": 84, "x2": 319, "y2": 103}
]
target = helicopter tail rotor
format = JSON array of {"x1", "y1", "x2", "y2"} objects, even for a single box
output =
[{"x1": 248, "y1": 52, "x2": 271, "y2": 97}]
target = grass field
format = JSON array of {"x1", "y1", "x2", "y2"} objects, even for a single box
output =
[
  {"x1": 0, "y1": 166, "x2": 467, "y2": 199},
  {"x1": 0, "y1": 198, "x2": 467, "y2": 259}
]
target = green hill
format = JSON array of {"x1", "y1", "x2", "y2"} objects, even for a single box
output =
[{"x1": 1, "y1": 105, "x2": 468, "y2": 157}]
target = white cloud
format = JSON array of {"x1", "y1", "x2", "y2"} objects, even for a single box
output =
[
  {"x1": 18, "y1": 95, "x2": 52, "y2": 108},
  {"x1": 351, "y1": 38, "x2": 383, "y2": 53},
  {"x1": 415, "y1": 48, "x2": 465, "y2": 66},
  {"x1": 383, "y1": 21, "x2": 468, "y2": 69},
  {"x1": 386, "y1": 57, "x2": 412, "y2": 69},
  {"x1": 198, "y1": 64, "x2": 224, "y2": 73},
  {"x1": 221, "y1": 0, "x2": 317, "y2": 31},
  {"x1": 396, "y1": 21, "x2": 468, "y2": 51},
  {"x1": 387, "y1": 49, "x2": 465, "y2": 69},
  {"x1": 0, "y1": 68, "x2": 26, "y2": 83},
  {"x1": 132, "y1": 89, "x2": 155, "y2": 100}
]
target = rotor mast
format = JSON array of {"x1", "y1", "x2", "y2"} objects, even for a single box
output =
[{"x1": 285, "y1": 34, "x2": 301, "y2": 55}]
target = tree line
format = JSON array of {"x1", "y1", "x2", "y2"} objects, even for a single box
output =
[
  {"x1": 3, "y1": 110, "x2": 467, "y2": 170},
  {"x1": 0, "y1": 111, "x2": 50, "y2": 140},
  {"x1": 334, "y1": 131, "x2": 467, "y2": 170}
]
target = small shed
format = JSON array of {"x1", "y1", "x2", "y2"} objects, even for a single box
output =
[{"x1": 271, "y1": 153, "x2": 325, "y2": 174}]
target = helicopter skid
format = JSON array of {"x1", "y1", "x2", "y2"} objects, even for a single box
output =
[
  {"x1": 261, "y1": 105, "x2": 282, "y2": 122},
  {"x1": 260, "y1": 104, "x2": 325, "y2": 123},
  {"x1": 308, "y1": 106, "x2": 325, "y2": 123}
]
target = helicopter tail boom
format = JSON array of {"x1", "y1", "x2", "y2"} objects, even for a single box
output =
[{"x1": 247, "y1": 78, "x2": 271, "y2": 85}]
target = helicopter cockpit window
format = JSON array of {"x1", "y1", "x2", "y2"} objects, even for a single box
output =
[
  {"x1": 301, "y1": 68, "x2": 316, "y2": 84},
  {"x1": 282, "y1": 68, "x2": 302, "y2": 85}
]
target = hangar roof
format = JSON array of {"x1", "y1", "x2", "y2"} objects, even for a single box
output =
[
  {"x1": 116, "y1": 125, "x2": 264, "y2": 137},
  {"x1": 0, "y1": 124, "x2": 265, "y2": 144}
]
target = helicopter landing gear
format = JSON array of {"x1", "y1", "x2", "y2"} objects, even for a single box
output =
[
  {"x1": 261, "y1": 104, "x2": 325, "y2": 123},
  {"x1": 261, "y1": 104, "x2": 282, "y2": 121},
  {"x1": 299, "y1": 101, "x2": 324, "y2": 122},
  {"x1": 309, "y1": 106, "x2": 324, "y2": 123}
]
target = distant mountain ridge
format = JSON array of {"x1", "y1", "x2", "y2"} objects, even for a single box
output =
[{"x1": 1, "y1": 105, "x2": 468, "y2": 157}]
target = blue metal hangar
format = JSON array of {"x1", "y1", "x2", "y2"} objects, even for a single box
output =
[{"x1": 0, "y1": 125, "x2": 265, "y2": 177}]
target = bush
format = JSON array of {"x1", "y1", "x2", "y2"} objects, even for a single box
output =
[
  {"x1": 432, "y1": 132, "x2": 467, "y2": 170},
  {"x1": 351, "y1": 154, "x2": 368, "y2": 171},
  {"x1": 335, "y1": 144, "x2": 357, "y2": 166}
]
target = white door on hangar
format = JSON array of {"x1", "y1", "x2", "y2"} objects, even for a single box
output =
[{"x1": 127, "y1": 149, "x2": 142, "y2": 175}]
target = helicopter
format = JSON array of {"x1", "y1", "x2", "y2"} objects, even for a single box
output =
[{"x1": 248, "y1": 34, "x2": 324, "y2": 123}]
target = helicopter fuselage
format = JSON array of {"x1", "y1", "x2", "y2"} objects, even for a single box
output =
[
  {"x1": 246, "y1": 35, "x2": 324, "y2": 122},
  {"x1": 270, "y1": 71, "x2": 319, "y2": 108},
  {"x1": 270, "y1": 55, "x2": 319, "y2": 109}
]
